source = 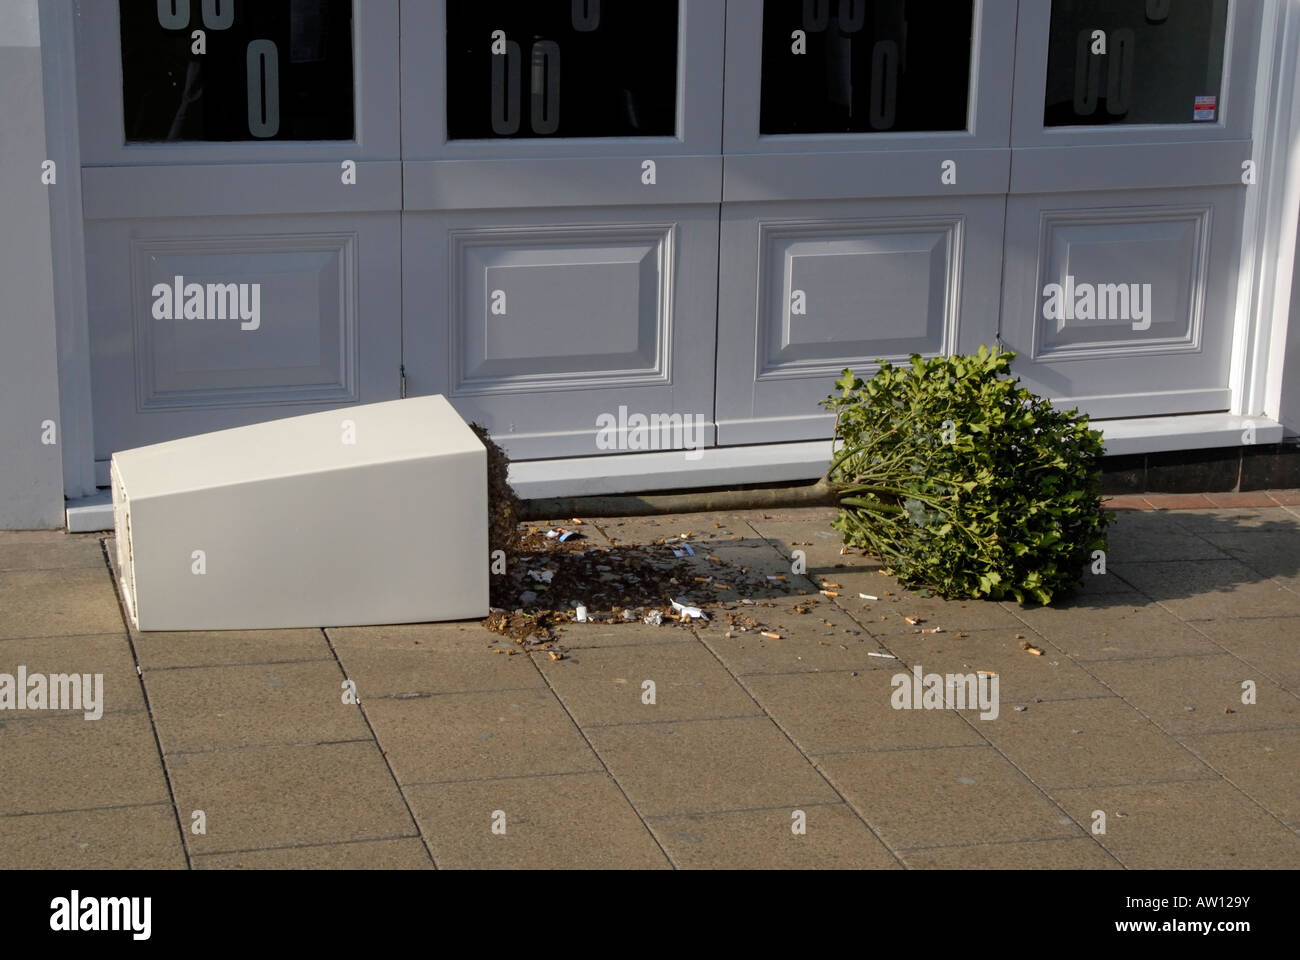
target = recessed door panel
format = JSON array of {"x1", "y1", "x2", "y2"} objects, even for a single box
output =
[
  {"x1": 86, "y1": 212, "x2": 400, "y2": 459},
  {"x1": 404, "y1": 205, "x2": 719, "y2": 461},
  {"x1": 1001, "y1": 187, "x2": 1241, "y2": 418},
  {"x1": 717, "y1": 196, "x2": 1005, "y2": 445}
]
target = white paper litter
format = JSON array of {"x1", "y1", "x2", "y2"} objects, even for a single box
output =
[{"x1": 670, "y1": 598, "x2": 709, "y2": 621}]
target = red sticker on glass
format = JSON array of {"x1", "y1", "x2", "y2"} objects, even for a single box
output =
[{"x1": 1194, "y1": 95, "x2": 1217, "y2": 121}]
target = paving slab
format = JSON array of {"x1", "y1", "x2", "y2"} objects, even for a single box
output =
[
  {"x1": 0, "y1": 568, "x2": 124, "y2": 640},
  {"x1": 1176, "y1": 729, "x2": 1300, "y2": 824},
  {"x1": 0, "y1": 633, "x2": 145, "y2": 714},
  {"x1": 977, "y1": 697, "x2": 1214, "y2": 789},
  {"x1": 406, "y1": 771, "x2": 669, "y2": 869},
  {"x1": 194, "y1": 837, "x2": 433, "y2": 870},
  {"x1": 145, "y1": 659, "x2": 369, "y2": 753},
  {"x1": 586, "y1": 716, "x2": 839, "y2": 818},
  {"x1": 1088, "y1": 653, "x2": 1300, "y2": 735},
  {"x1": 743, "y1": 668, "x2": 986, "y2": 755},
  {"x1": 818, "y1": 745, "x2": 1082, "y2": 849},
  {"x1": 1189, "y1": 530, "x2": 1300, "y2": 580},
  {"x1": 1050, "y1": 779, "x2": 1300, "y2": 868},
  {"x1": 534, "y1": 641, "x2": 759, "y2": 726},
  {"x1": 855, "y1": 589, "x2": 1031, "y2": 636},
  {"x1": 552, "y1": 621, "x2": 699, "y2": 649},
  {"x1": 1112, "y1": 560, "x2": 1300, "y2": 621},
  {"x1": 1103, "y1": 511, "x2": 1232, "y2": 563},
  {"x1": 884, "y1": 627, "x2": 1114, "y2": 703},
  {"x1": 900, "y1": 837, "x2": 1120, "y2": 869},
  {"x1": 132, "y1": 627, "x2": 332, "y2": 670},
  {"x1": 646, "y1": 802, "x2": 900, "y2": 869},
  {"x1": 363, "y1": 687, "x2": 602, "y2": 785},
  {"x1": 1186, "y1": 616, "x2": 1300, "y2": 691},
  {"x1": 0, "y1": 711, "x2": 170, "y2": 814},
  {"x1": 1164, "y1": 506, "x2": 1300, "y2": 533},
  {"x1": 699, "y1": 602, "x2": 887, "y2": 675},
  {"x1": 167, "y1": 740, "x2": 414, "y2": 855},
  {"x1": 328, "y1": 622, "x2": 546, "y2": 697},
  {"x1": 0, "y1": 535, "x2": 107, "y2": 572},
  {"x1": 0, "y1": 803, "x2": 186, "y2": 869},
  {"x1": 1012, "y1": 597, "x2": 1222, "y2": 661}
]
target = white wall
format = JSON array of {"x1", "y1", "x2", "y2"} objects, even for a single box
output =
[{"x1": 0, "y1": 0, "x2": 65, "y2": 528}]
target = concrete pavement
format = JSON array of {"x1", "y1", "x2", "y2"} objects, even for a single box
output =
[{"x1": 1, "y1": 492, "x2": 1298, "y2": 869}]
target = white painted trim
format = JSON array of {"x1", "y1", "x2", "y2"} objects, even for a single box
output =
[
  {"x1": 1232, "y1": 0, "x2": 1300, "y2": 421},
  {"x1": 66, "y1": 490, "x2": 111, "y2": 533},
  {"x1": 504, "y1": 415, "x2": 1285, "y2": 499},
  {"x1": 39, "y1": 0, "x2": 97, "y2": 500}
]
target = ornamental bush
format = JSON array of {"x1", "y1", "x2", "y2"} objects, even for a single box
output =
[{"x1": 821, "y1": 346, "x2": 1110, "y2": 605}]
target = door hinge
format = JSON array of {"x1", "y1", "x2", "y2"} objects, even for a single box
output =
[{"x1": 400, "y1": 364, "x2": 407, "y2": 399}]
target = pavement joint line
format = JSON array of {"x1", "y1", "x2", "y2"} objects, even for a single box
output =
[
  {"x1": 0, "y1": 630, "x2": 128, "y2": 645},
  {"x1": 357, "y1": 684, "x2": 547, "y2": 701},
  {"x1": 162, "y1": 736, "x2": 376, "y2": 758},
  {"x1": 896, "y1": 833, "x2": 1104, "y2": 855},
  {"x1": 0, "y1": 800, "x2": 174, "y2": 820},
  {"x1": 576, "y1": 712, "x2": 771, "y2": 729},
  {"x1": 0, "y1": 706, "x2": 151, "y2": 724},
  {"x1": 189, "y1": 832, "x2": 425, "y2": 860},
  {"x1": 399, "y1": 767, "x2": 619, "y2": 789},
  {"x1": 138, "y1": 656, "x2": 337, "y2": 673},
  {"x1": 320, "y1": 627, "x2": 443, "y2": 871},
  {"x1": 691, "y1": 623, "x2": 911, "y2": 869},
  {"x1": 346, "y1": 684, "x2": 554, "y2": 701},
  {"x1": 1040, "y1": 774, "x2": 1229, "y2": 793},
  {"x1": 548, "y1": 638, "x2": 697, "y2": 650},
  {"x1": 95, "y1": 537, "x2": 195, "y2": 870},
  {"x1": 523, "y1": 653, "x2": 680, "y2": 870},
  {"x1": 1175, "y1": 722, "x2": 1300, "y2": 739},
  {"x1": 640, "y1": 799, "x2": 846, "y2": 821}
]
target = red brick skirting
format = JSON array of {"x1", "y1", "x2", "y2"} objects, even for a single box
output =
[{"x1": 1104, "y1": 490, "x2": 1300, "y2": 510}]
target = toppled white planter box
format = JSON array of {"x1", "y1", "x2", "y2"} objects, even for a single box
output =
[{"x1": 111, "y1": 395, "x2": 487, "y2": 631}]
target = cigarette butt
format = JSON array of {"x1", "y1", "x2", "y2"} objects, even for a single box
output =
[
  {"x1": 1027, "y1": 647, "x2": 1044, "y2": 656},
  {"x1": 977, "y1": 670, "x2": 998, "y2": 678},
  {"x1": 572, "y1": 518, "x2": 584, "y2": 525},
  {"x1": 867, "y1": 652, "x2": 897, "y2": 659},
  {"x1": 821, "y1": 590, "x2": 839, "y2": 598},
  {"x1": 922, "y1": 627, "x2": 944, "y2": 634},
  {"x1": 714, "y1": 583, "x2": 732, "y2": 590},
  {"x1": 821, "y1": 583, "x2": 841, "y2": 589},
  {"x1": 549, "y1": 651, "x2": 564, "y2": 661},
  {"x1": 767, "y1": 575, "x2": 787, "y2": 581},
  {"x1": 694, "y1": 577, "x2": 710, "y2": 582},
  {"x1": 859, "y1": 593, "x2": 878, "y2": 601},
  {"x1": 904, "y1": 616, "x2": 923, "y2": 625},
  {"x1": 761, "y1": 631, "x2": 781, "y2": 640}
]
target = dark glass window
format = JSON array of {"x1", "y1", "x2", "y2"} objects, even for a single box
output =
[
  {"x1": 1044, "y1": 0, "x2": 1229, "y2": 126},
  {"x1": 446, "y1": 0, "x2": 679, "y2": 140},
  {"x1": 121, "y1": 0, "x2": 354, "y2": 142},
  {"x1": 760, "y1": 0, "x2": 973, "y2": 135}
]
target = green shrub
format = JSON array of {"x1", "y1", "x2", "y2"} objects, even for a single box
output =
[{"x1": 821, "y1": 346, "x2": 1110, "y2": 605}]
